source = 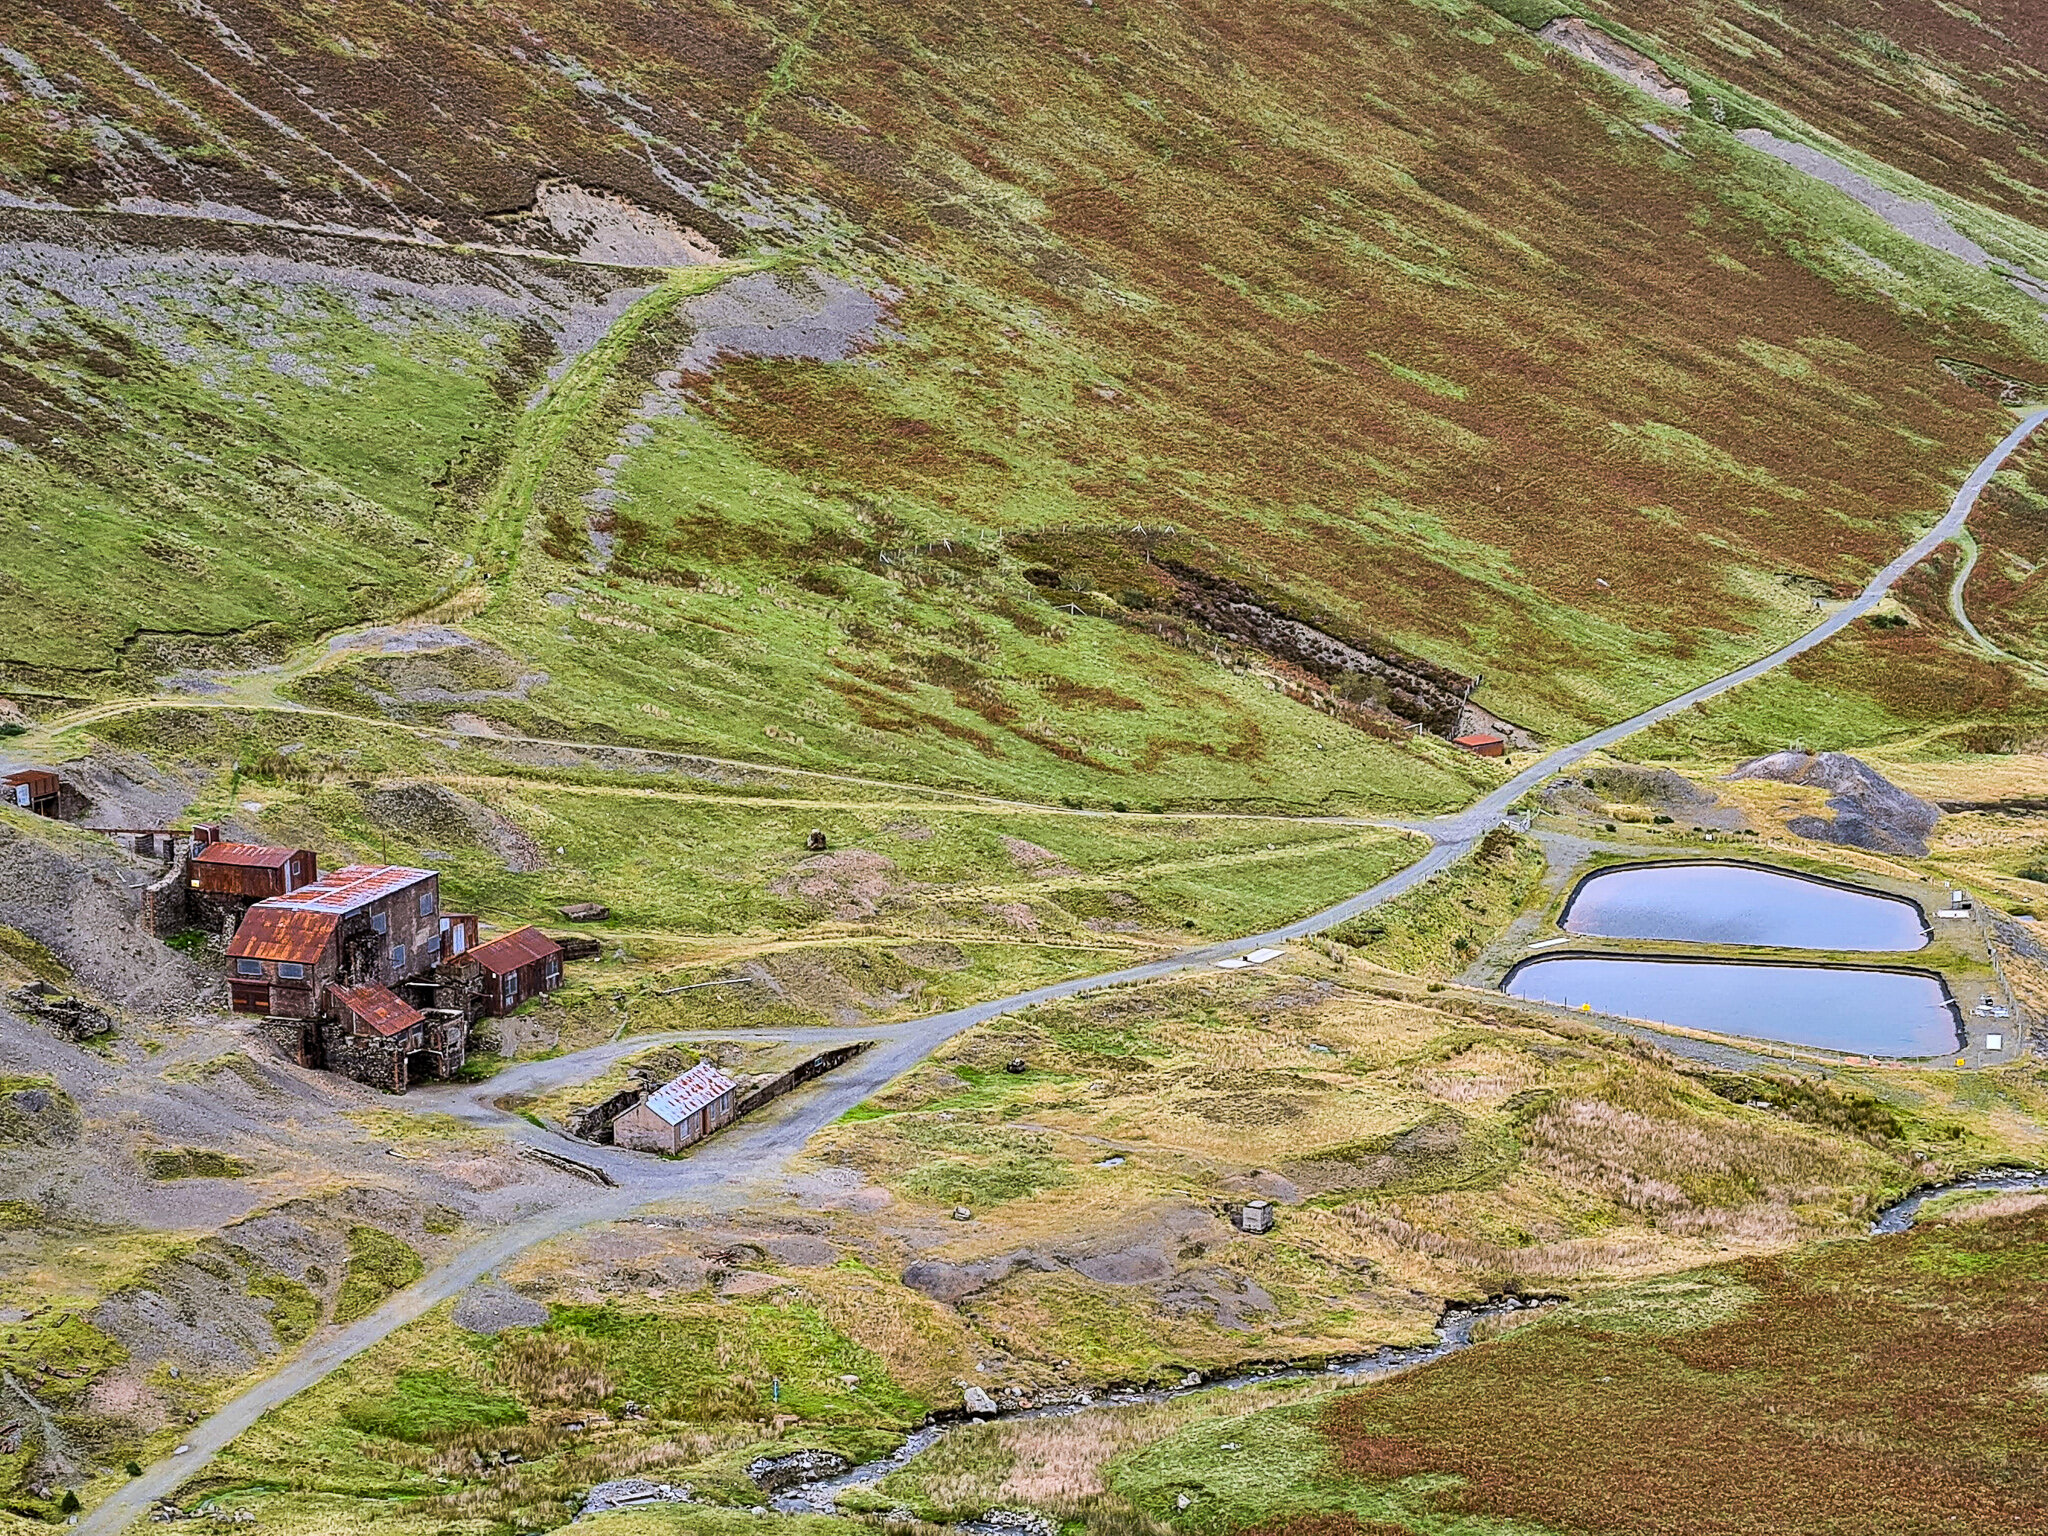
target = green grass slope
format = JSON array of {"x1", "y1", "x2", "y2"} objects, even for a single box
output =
[{"x1": 7, "y1": 0, "x2": 2048, "y2": 805}]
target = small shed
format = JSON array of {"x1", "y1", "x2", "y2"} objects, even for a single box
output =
[
  {"x1": 613, "y1": 1063, "x2": 739, "y2": 1154},
  {"x1": 1453, "y1": 732, "x2": 1507, "y2": 758},
  {"x1": 467, "y1": 926, "x2": 564, "y2": 1017},
  {"x1": 2, "y1": 769, "x2": 59, "y2": 817},
  {"x1": 191, "y1": 843, "x2": 317, "y2": 900},
  {"x1": 333, "y1": 982, "x2": 426, "y2": 1047}
]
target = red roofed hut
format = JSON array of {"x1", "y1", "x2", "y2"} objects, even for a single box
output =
[
  {"x1": 327, "y1": 982, "x2": 466, "y2": 1093},
  {"x1": 1453, "y1": 732, "x2": 1507, "y2": 758},
  {"x1": 3, "y1": 769, "x2": 60, "y2": 817},
  {"x1": 191, "y1": 843, "x2": 316, "y2": 901},
  {"x1": 467, "y1": 926, "x2": 564, "y2": 1017}
]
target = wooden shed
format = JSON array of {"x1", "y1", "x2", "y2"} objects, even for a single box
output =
[
  {"x1": 467, "y1": 926, "x2": 564, "y2": 1017},
  {"x1": 1453, "y1": 732, "x2": 1507, "y2": 758},
  {"x1": 613, "y1": 1063, "x2": 739, "y2": 1154}
]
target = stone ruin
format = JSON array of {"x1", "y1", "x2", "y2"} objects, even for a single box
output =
[{"x1": 8, "y1": 980, "x2": 112, "y2": 1040}]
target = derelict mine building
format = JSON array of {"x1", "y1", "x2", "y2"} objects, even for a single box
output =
[
  {"x1": 228, "y1": 864, "x2": 474, "y2": 1094},
  {"x1": 187, "y1": 827, "x2": 317, "y2": 927}
]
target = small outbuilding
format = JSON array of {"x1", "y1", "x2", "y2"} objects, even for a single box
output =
[
  {"x1": 324, "y1": 982, "x2": 466, "y2": 1094},
  {"x1": 612, "y1": 1063, "x2": 739, "y2": 1154},
  {"x1": 1453, "y1": 732, "x2": 1507, "y2": 758},
  {"x1": 466, "y1": 926, "x2": 564, "y2": 1017},
  {"x1": 2, "y1": 769, "x2": 60, "y2": 817},
  {"x1": 191, "y1": 842, "x2": 318, "y2": 901}
]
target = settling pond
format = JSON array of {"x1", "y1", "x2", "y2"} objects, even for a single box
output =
[
  {"x1": 1503, "y1": 954, "x2": 1962, "y2": 1058},
  {"x1": 1561, "y1": 861, "x2": 1929, "y2": 951}
]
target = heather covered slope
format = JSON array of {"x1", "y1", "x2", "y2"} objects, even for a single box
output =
[
  {"x1": 1590, "y1": 0, "x2": 2048, "y2": 218},
  {"x1": 5, "y1": 0, "x2": 2048, "y2": 803}
]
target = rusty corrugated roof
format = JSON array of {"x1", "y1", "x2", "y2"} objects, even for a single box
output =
[
  {"x1": 332, "y1": 982, "x2": 424, "y2": 1038},
  {"x1": 643, "y1": 1063, "x2": 737, "y2": 1126},
  {"x1": 195, "y1": 843, "x2": 300, "y2": 870},
  {"x1": 265, "y1": 864, "x2": 433, "y2": 914},
  {"x1": 226, "y1": 905, "x2": 338, "y2": 963},
  {"x1": 467, "y1": 925, "x2": 560, "y2": 975}
]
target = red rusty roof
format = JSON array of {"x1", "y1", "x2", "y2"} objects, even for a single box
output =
[
  {"x1": 225, "y1": 905, "x2": 338, "y2": 964},
  {"x1": 194, "y1": 843, "x2": 301, "y2": 870},
  {"x1": 1454, "y1": 732, "x2": 1506, "y2": 746},
  {"x1": 467, "y1": 925, "x2": 561, "y2": 975},
  {"x1": 332, "y1": 982, "x2": 424, "y2": 1038},
  {"x1": 264, "y1": 864, "x2": 434, "y2": 915}
]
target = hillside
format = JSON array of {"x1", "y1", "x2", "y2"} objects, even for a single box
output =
[
  {"x1": 5, "y1": 0, "x2": 2048, "y2": 809},
  {"x1": 10, "y1": 4, "x2": 2048, "y2": 1536}
]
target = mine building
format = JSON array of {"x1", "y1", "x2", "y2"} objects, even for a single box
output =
[
  {"x1": 3, "y1": 769, "x2": 60, "y2": 817},
  {"x1": 225, "y1": 864, "x2": 444, "y2": 1017},
  {"x1": 190, "y1": 832, "x2": 316, "y2": 907},
  {"x1": 327, "y1": 982, "x2": 467, "y2": 1095},
  {"x1": 611, "y1": 1063, "x2": 739, "y2": 1154},
  {"x1": 466, "y1": 926, "x2": 565, "y2": 1017},
  {"x1": 220, "y1": 861, "x2": 574, "y2": 1094},
  {"x1": 228, "y1": 864, "x2": 481, "y2": 1093}
]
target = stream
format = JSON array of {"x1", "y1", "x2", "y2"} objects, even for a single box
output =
[
  {"x1": 759, "y1": 1169, "x2": 2048, "y2": 1518},
  {"x1": 1868, "y1": 1167, "x2": 2048, "y2": 1235},
  {"x1": 769, "y1": 1294, "x2": 1559, "y2": 1516}
]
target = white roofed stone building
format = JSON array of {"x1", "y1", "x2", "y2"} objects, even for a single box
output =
[{"x1": 611, "y1": 1063, "x2": 739, "y2": 1154}]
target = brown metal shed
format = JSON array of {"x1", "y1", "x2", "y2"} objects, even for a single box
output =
[
  {"x1": 3, "y1": 770, "x2": 59, "y2": 817},
  {"x1": 467, "y1": 926, "x2": 564, "y2": 1016},
  {"x1": 191, "y1": 843, "x2": 317, "y2": 900}
]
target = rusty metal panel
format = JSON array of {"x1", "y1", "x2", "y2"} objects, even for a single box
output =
[
  {"x1": 469, "y1": 925, "x2": 561, "y2": 975},
  {"x1": 226, "y1": 906, "x2": 339, "y2": 964}
]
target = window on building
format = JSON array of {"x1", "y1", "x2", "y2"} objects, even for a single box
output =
[
  {"x1": 545, "y1": 958, "x2": 561, "y2": 979},
  {"x1": 426, "y1": 934, "x2": 443, "y2": 957},
  {"x1": 418, "y1": 890, "x2": 436, "y2": 917},
  {"x1": 371, "y1": 912, "x2": 388, "y2": 935},
  {"x1": 391, "y1": 943, "x2": 407, "y2": 969},
  {"x1": 503, "y1": 976, "x2": 519, "y2": 1002},
  {"x1": 289, "y1": 859, "x2": 301, "y2": 880},
  {"x1": 278, "y1": 962, "x2": 305, "y2": 981},
  {"x1": 236, "y1": 959, "x2": 264, "y2": 977}
]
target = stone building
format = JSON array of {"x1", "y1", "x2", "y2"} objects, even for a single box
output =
[
  {"x1": 612, "y1": 1063, "x2": 738, "y2": 1154},
  {"x1": 228, "y1": 864, "x2": 475, "y2": 1093}
]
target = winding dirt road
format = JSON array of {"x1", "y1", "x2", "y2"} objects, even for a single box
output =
[{"x1": 75, "y1": 408, "x2": 2048, "y2": 1534}]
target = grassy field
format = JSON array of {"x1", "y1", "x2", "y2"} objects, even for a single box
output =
[
  {"x1": 1330, "y1": 828, "x2": 1548, "y2": 980},
  {"x1": 62, "y1": 703, "x2": 1423, "y2": 1044},
  {"x1": 9, "y1": 0, "x2": 2048, "y2": 811}
]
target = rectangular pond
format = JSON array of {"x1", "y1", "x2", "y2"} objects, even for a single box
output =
[
  {"x1": 1503, "y1": 954, "x2": 1961, "y2": 1057},
  {"x1": 1561, "y1": 861, "x2": 1928, "y2": 951}
]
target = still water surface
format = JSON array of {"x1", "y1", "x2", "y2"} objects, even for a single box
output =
[
  {"x1": 1562, "y1": 862, "x2": 1928, "y2": 951},
  {"x1": 1504, "y1": 954, "x2": 1959, "y2": 1057}
]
